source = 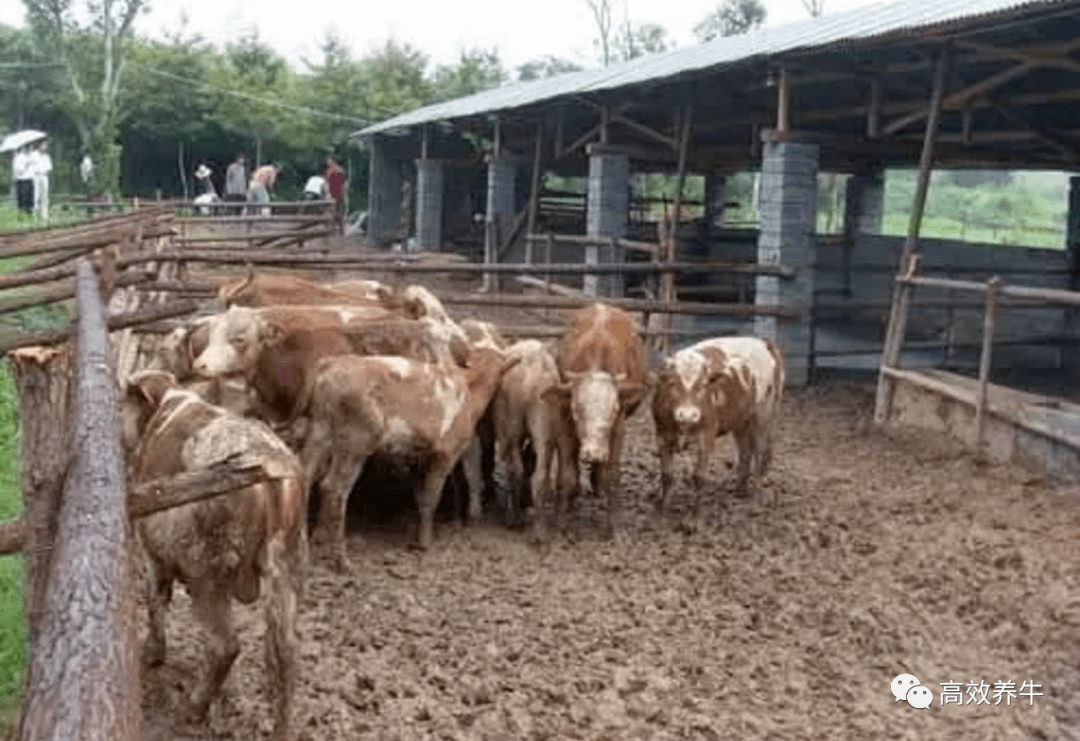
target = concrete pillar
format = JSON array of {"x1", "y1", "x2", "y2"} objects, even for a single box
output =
[
  {"x1": 704, "y1": 175, "x2": 727, "y2": 230},
  {"x1": 585, "y1": 145, "x2": 630, "y2": 298},
  {"x1": 367, "y1": 138, "x2": 402, "y2": 247},
  {"x1": 483, "y1": 157, "x2": 517, "y2": 290},
  {"x1": 754, "y1": 139, "x2": 819, "y2": 387},
  {"x1": 843, "y1": 171, "x2": 885, "y2": 237},
  {"x1": 415, "y1": 159, "x2": 444, "y2": 250}
]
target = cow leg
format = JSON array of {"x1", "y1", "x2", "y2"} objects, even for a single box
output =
[
  {"x1": 656, "y1": 431, "x2": 679, "y2": 518},
  {"x1": 502, "y1": 434, "x2": 526, "y2": 527},
  {"x1": 187, "y1": 588, "x2": 240, "y2": 723},
  {"x1": 691, "y1": 426, "x2": 717, "y2": 516},
  {"x1": 262, "y1": 536, "x2": 300, "y2": 741},
  {"x1": 416, "y1": 457, "x2": 455, "y2": 550},
  {"x1": 602, "y1": 421, "x2": 629, "y2": 539},
  {"x1": 732, "y1": 426, "x2": 753, "y2": 497},
  {"x1": 460, "y1": 436, "x2": 484, "y2": 524},
  {"x1": 553, "y1": 427, "x2": 578, "y2": 532},
  {"x1": 479, "y1": 412, "x2": 498, "y2": 509},
  {"x1": 321, "y1": 455, "x2": 368, "y2": 573},
  {"x1": 142, "y1": 562, "x2": 172, "y2": 668}
]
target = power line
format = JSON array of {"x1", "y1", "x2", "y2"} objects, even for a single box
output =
[{"x1": 127, "y1": 62, "x2": 376, "y2": 125}]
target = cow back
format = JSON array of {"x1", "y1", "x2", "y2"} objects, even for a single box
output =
[{"x1": 558, "y1": 303, "x2": 648, "y2": 386}]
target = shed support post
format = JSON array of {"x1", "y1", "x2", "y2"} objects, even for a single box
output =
[
  {"x1": 585, "y1": 144, "x2": 630, "y2": 298},
  {"x1": 754, "y1": 136, "x2": 819, "y2": 386},
  {"x1": 484, "y1": 156, "x2": 517, "y2": 291},
  {"x1": 367, "y1": 136, "x2": 403, "y2": 247},
  {"x1": 415, "y1": 158, "x2": 445, "y2": 251},
  {"x1": 875, "y1": 46, "x2": 949, "y2": 423}
]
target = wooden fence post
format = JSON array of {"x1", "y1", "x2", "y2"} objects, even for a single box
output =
[
  {"x1": 9, "y1": 347, "x2": 72, "y2": 643},
  {"x1": 17, "y1": 259, "x2": 142, "y2": 741},
  {"x1": 974, "y1": 276, "x2": 1003, "y2": 463}
]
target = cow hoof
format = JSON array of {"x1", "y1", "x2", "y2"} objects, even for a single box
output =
[{"x1": 141, "y1": 639, "x2": 165, "y2": 668}]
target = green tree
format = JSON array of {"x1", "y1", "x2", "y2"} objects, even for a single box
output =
[
  {"x1": 355, "y1": 39, "x2": 432, "y2": 121},
  {"x1": 431, "y1": 48, "x2": 506, "y2": 102},
  {"x1": 695, "y1": 0, "x2": 767, "y2": 41},
  {"x1": 23, "y1": 0, "x2": 149, "y2": 197},
  {"x1": 613, "y1": 21, "x2": 671, "y2": 61},
  {"x1": 517, "y1": 55, "x2": 584, "y2": 81}
]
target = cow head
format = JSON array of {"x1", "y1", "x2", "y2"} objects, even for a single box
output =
[
  {"x1": 661, "y1": 348, "x2": 728, "y2": 431},
  {"x1": 122, "y1": 370, "x2": 177, "y2": 452},
  {"x1": 156, "y1": 318, "x2": 211, "y2": 381},
  {"x1": 542, "y1": 370, "x2": 648, "y2": 466},
  {"x1": 191, "y1": 306, "x2": 264, "y2": 378}
]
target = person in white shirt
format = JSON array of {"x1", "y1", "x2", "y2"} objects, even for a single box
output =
[
  {"x1": 31, "y1": 140, "x2": 52, "y2": 221},
  {"x1": 80, "y1": 154, "x2": 94, "y2": 189},
  {"x1": 303, "y1": 173, "x2": 328, "y2": 200},
  {"x1": 13, "y1": 145, "x2": 34, "y2": 215}
]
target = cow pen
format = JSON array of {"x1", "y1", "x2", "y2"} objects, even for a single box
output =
[{"x1": 0, "y1": 198, "x2": 1079, "y2": 739}]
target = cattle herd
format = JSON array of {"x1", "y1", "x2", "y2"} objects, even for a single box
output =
[{"x1": 120, "y1": 270, "x2": 787, "y2": 740}]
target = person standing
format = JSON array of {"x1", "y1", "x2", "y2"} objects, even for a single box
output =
[
  {"x1": 225, "y1": 152, "x2": 247, "y2": 215},
  {"x1": 80, "y1": 153, "x2": 94, "y2": 191},
  {"x1": 13, "y1": 144, "x2": 34, "y2": 216},
  {"x1": 247, "y1": 163, "x2": 279, "y2": 217},
  {"x1": 303, "y1": 171, "x2": 327, "y2": 200},
  {"x1": 324, "y1": 156, "x2": 347, "y2": 233},
  {"x1": 31, "y1": 139, "x2": 52, "y2": 222}
]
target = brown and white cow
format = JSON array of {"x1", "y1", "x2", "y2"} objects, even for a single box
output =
[
  {"x1": 493, "y1": 339, "x2": 575, "y2": 538},
  {"x1": 543, "y1": 303, "x2": 649, "y2": 537},
  {"x1": 218, "y1": 270, "x2": 391, "y2": 310},
  {"x1": 651, "y1": 336, "x2": 784, "y2": 514},
  {"x1": 121, "y1": 370, "x2": 306, "y2": 741},
  {"x1": 456, "y1": 318, "x2": 508, "y2": 511},
  {"x1": 300, "y1": 347, "x2": 520, "y2": 570},
  {"x1": 192, "y1": 308, "x2": 467, "y2": 425}
]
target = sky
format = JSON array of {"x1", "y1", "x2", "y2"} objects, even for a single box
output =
[{"x1": 0, "y1": 0, "x2": 880, "y2": 73}]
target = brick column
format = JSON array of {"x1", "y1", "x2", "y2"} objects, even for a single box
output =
[
  {"x1": 415, "y1": 159, "x2": 444, "y2": 250},
  {"x1": 754, "y1": 139, "x2": 819, "y2": 386},
  {"x1": 484, "y1": 157, "x2": 517, "y2": 290},
  {"x1": 585, "y1": 144, "x2": 629, "y2": 298},
  {"x1": 367, "y1": 137, "x2": 402, "y2": 247}
]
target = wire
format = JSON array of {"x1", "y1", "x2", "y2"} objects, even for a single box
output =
[{"x1": 127, "y1": 61, "x2": 376, "y2": 125}]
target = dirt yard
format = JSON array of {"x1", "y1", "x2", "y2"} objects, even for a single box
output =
[{"x1": 135, "y1": 242, "x2": 1080, "y2": 740}]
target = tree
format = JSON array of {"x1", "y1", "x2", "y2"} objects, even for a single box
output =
[
  {"x1": 517, "y1": 55, "x2": 584, "y2": 81},
  {"x1": 582, "y1": 0, "x2": 614, "y2": 66},
  {"x1": 355, "y1": 39, "x2": 433, "y2": 121},
  {"x1": 431, "y1": 48, "x2": 506, "y2": 102},
  {"x1": 612, "y1": 21, "x2": 671, "y2": 61},
  {"x1": 23, "y1": 0, "x2": 149, "y2": 196},
  {"x1": 695, "y1": 0, "x2": 767, "y2": 41},
  {"x1": 803, "y1": 0, "x2": 825, "y2": 17}
]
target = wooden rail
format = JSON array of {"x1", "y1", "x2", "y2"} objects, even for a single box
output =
[{"x1": 16, "y1": 259, "x2": 142, "y2": 740}]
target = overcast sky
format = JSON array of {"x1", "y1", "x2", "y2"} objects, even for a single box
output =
[{"x1": 0, "y1": 0, "x2": 878, "y2": 73}]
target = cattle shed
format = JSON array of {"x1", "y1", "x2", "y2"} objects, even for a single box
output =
[{"x1": 353, "y1": 0, "x2": 1080, "y2": 479}]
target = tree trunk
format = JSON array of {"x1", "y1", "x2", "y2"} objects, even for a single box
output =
[
  {"x1": 9, "y1": 347, "x2": 72, "y2": 645},
  {"x1": 17, "y1": 261, "x2": 142, "y2": 741}
]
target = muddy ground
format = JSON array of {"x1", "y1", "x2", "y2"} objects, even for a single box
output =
[{"x1": 135, "y1": 236, "x2": 1080, "y2": 740}]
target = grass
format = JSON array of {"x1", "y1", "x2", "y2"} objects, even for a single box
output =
[{"x1": 0, "y1": 361, "x2": 24, "y2": 731}]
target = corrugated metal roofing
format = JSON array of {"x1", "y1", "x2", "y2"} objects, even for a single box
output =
[{"x1": 353, "y1": 0, "x2": 1074, "y2": 138}]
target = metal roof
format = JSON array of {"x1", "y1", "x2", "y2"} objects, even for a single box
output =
[{"x1": 353, "y1": 0, "x2": 1073, "y2": 138}]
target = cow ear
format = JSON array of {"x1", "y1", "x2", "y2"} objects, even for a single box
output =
[
  {"x1": 128, "y1": 370, "x2": 176, "y2": 409},
  {"x1": 541, "y1": 383, "x2": 572, "y2": 406},
  {"x1": 617, "y1": 382, "x2": 648, "y2": 410}
]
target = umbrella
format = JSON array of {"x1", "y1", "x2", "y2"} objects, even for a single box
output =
[{"x1": 0, "y1": 129, "x2": 47, "y2": 154}]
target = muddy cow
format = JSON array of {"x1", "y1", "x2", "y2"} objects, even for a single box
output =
[
  {"x1": 121, "y1": 370, "x2": 306, "y2": 741},
  {"x1": 300, "y1": 347, "x2": 520, "y2": 570},
  {"x1": 456, "y1": 318, "x2": 509, "y2": 512},
  {"x1": 543, "y1": 303, "x2": 649, "y2": 537},
  {"x1": 218, "y1": 270, "x2": 391, "y2": 309},
  {"x1": 152, "y1": 316, "x2": 253, "y2": 417},
  {"x1": 192, "y1": 308, "x2": 467, "y2": 425},
  {"x1": 493, "y1": 339, "x2": 575, "y2": 537},
  {"x1": 651, "y1": 336, "x2": 784, "y2": 513}
]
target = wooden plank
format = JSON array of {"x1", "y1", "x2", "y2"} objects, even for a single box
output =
[
  {"x1": 128, "y1": 460, "x2": 273, "y2": 519},
  {"x1": 17, "y1": 260, "x2": 141, "y2": 741},
  {"x1": 434, "y1": 291, "x2": 802, "y2": 317},
  {"x1": 0, "y1": 271, "x2": 154, "y2": 317},
  {"x1": 974, "y1": 277, "x2": 1003, "y2": 462},
  {"x1": 0, "y1": 299, "x2": 200, "y2": 356}
]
